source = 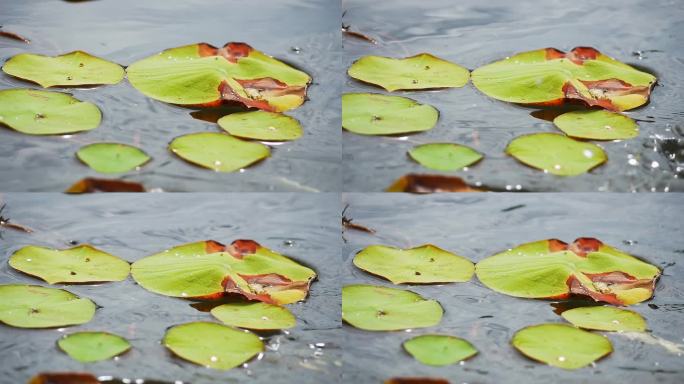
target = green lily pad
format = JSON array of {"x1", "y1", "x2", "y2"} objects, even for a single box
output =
[
  {"x1": 342, "y1": 93, "x2": 439, "y2": 135},
  {"x1": 0, "y1": 89, "x2": 101, "y2": 135},
  {"x1": 561, "y1": 306, "x2": 646, "y2": 332},
  {"x1": 475, "y1": 238, "x2": 661, "y2": 306},
  {"x1": 0, "y1": 284, "x2": 96, "y2": 328},
  {"x1": 76, "y1": 143, "x2": 151, "y2": 174},
  {"x1": 210, "y1": 302, "x2": 296, "y2": 330},
  {"x1": 403, "y1": 335, "x2": 477, "y2": 366},
  {"x1": 472, "y1": 47, "x2": 656, "y2": 111},
  {"x1": 2, "y1": 51, "x2": 124, "y2": 88},
  {"x1": 169, "y1": 132, "x2": 269, "y2": 172},
  {"x1": 9, "y1": 244, "x2": 130, "y2": 284},
  {"x1": 217, "y1": 111, "x2": 302, "y2": 141},
  {"x1": 353, "y1": 244, "x2": 474, "y2": 284},
  {"x1": 553, "y1": 110, "x2": 638, "y2": 140},
  {"x1": 409, "y1": 143, "x2": 483, "y2": 171},
  {"x1": 127, "y1": 42, "x2": 310, "y2": 112},
  {"x1": 506, "y1": 133, "x2": 607, "y2": 176},
  {"x1": 348, "y1": 54, "x2": 469, "y2": 91},
  {"x1": 512, "y1": 323, "x2": 612, "y2": 369},
  {"x1": 131, "y1": 240, "x2": 316, "y2": 305},
  {"x1": 58, "y1": 332, "x2": 131, "y2": 362},
  {"x1": 342, "y1": 284, "x2": 443, "y2": 331},
  {"x1": 164, "y1": 322, "x2": 263, "y2": 370}
]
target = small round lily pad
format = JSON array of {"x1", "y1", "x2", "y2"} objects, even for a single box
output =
[
  {"x1": 403, "y1": 335, "x2": 477, "y2": 366},
  {"x1": 217, "y1": 111, "x2": 302, "y2": 141},
  {"x1": 210, "y1": 302, "x2": 296, "y2": 330},
  {"x1": 409, "y1": 143, "x2": 483, "y2": 171},
  {"x1": 163, "y1": 322, "x2": 263, "y2": 370},
  {"x1": 76, "y1": 143, "x2": 151, "y2": 173},
  {"x1": 512, "y1": 323, "x2": 612, "y2": 370},
  {"x1": 561, "y1": 306, "x2": 646, "y2": 332},
  {"x1": 342, "y1": 93, "x2": 439, "y2": 135},
  {"x1": 169, "y1": 132, "x2": 270, "y2": 172},
  {"x1": 506, "y1": 133, "x2": 607, "y2": 176},
  {"x1": 58, "y1": 332, "x2": 131, "y2": 362},
  {"x1": 0, "y1": 89, "x2": 101, "y2": 135},
  {"x1": 0, "y1": 284, "x2": 96, "y2": 328},
  {"x1": 553, "y1": 110, "x2": 639, "y2": 140}
]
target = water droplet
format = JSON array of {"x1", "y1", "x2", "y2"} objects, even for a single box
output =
[
  {"x1": 583, "y1": 149, "x2": 594, "y2": 158},
  {"x1": 628, "y1": 158, "x2": 639, "y2": 166},
  {"x1": 291, "y1": 46, "x2": 301, "y2": 54},
  {"x1": 261, "y1": 316, "x2": 269, "y2": 320},
  {"x1": 554, "y1": 164, "x2": 562, "y2": 170},
  {"x1": 651, "y1": 161, "x2": 660, "y2": 168},
  {"x1": 210, "y1": 356, "x2": 218, "y2": 362},
  {"x1": 25, "y1": 258, "x2": 31, "y2": 262},
  {"x1": 558, "y1": 356, "x2": 566, "y2": 362}
]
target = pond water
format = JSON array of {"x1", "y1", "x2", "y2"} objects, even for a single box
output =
[
  {"x1": 342, "y1": 193, "x2": 684, "y2": 383},
  {"x1": 342, "y1": 0, "x2": 684, "y2": 192}
]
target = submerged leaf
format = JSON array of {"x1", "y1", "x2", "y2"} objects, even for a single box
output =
[
  {"x1": 58, "y1": 332, "x2": 131, "y2": 362},
  {"x1": 342, "y1": 93, "x2": 438, "y2": 135},
  {"x1": 403, "y1": 335, "x2": 477, "y2": 366},
  {"x1": 0, "y1": 284, "x2": 95, "y2": 328},
  {"x1": 65, "y1": 178, "x2": 145, "y2": 193},
  {"x1": 76, "y1": 143, "x2": 151, "y2": 174},
  {"x1": 553, "y1": 110, "x2": 638, "y2": 140},
  {"x1": 169, "y1": 132, "x2": 269, "y2": 172},
  {"x1": 409, "y1": 143, "x2": 483, "y2": 171},
  {"x1": 385, "y1": 379, "x2": 450, "y2": 384},
  {"x1": 386, "y1": 174, "x2": 484, "y2": 193},
  {"x1": 561, "y1": 306, "x2": 646, "y2": 332},
  {"x1": 28, "y1": 373, "x2": 100, "y2": 384},
  {"x1": 217, "y1": 111, "x2": 302, "y2": 141},
  {"x1": 211, "y1": 302, "x2": 296, "y2": 330}
]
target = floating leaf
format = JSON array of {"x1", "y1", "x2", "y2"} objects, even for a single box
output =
[
  {"x1": 561, "y1": 306, "x2": 646, "y2": 332},
  {"x1": 169, "y1": 132, "x2": 269, "y2": 172},
  {"x1": 409, "y1": 143, "x2": 482, "y2": 171},
  {"x1": 353, "y1": 244, "x2": 474, "y2": 284},
  {"x1": 475, "y1": 238, "x2": 661, "y2": 305},
  {"x1": 2, "y1": 51, "x2": 124, "y2": 88},
  {"x1": 65, "y1": 178, "x2": 145, "y2": 193},
  {"x1": 506, "y1": 133, "x2": 606, "y2": 176},
  {"x1": 58, "y1": 332, "x2": 131, "y2": 362},
  {"x1": 0, "y1": 89, "x2": 101, "y2": 135},
  {"x1": 132, "y1": 240, "x2": 316, "y2": 305},
  {"x1": 0, "y1": 284, "x2": 95, "y2": 328},
  {"x1": 512, "y1": 323, "x2": 612, "y2": 369},
  {"x1": 386, "y1": 174, "x2": 485, "y2": 193},
  {"x1": 210, "y1": 302, "x2": 296, "y2": 330},
  {"x1": 28, "y1": 373, "x2": 100, "y2": 384},
  {"x1": 127, "y1": 42, "x2": 310, "y2": 112},
  {"x1": 471, "y1": 47, "x2": 656, "y2": 111},
  {"x1": 217, "y1": 111, "x2": 302, "y2": 141},
  {"x1": 163, "y1": 322, "x2": 263, "y2": 370},
  {"x1": 342, "y1": 284, "x2": 443, "y2": 331},
  {"x1": 348, "y1": 54, "x2": 469, "y2": 91},
  {"x1": 76, "y1": 143, "x2": 151, "y2": 174},
  {"x1": 553, "y1": 110, "x2": 638, "y2": 140},
  {"x1": 385, "y1": 379, "x2": 450, "y2": 384},
  {"x1": 403, "y1": 335, "x2": 477, "y2": 366},
  {"x1": 9, "y1": 245, "x2": 129, "y2": 284},
  {"x1": 342, "y1": 93, "x2": 438, "y2": 135}
]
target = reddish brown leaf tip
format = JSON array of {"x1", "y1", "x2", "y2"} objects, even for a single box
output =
[
  {"x1": 386, "y1": 174, "x2": 485, "y2": 193},
  {"x1": 28, "y1": 372, "x2": 100, "y2": 384},
  {"x1": 205, "y1": 240, "x2": 227, "y2": 254},
  {"x1": 0, "y1": 30, "x2": 30, "y2": 44},
  {"x1": 544, "y1": 46, "x2": 599, "y2": 65},
  {"x1": 65, "y1": 178, "x2": 145, "y2": 193},
  {"x1": 548, "y1": 237, "x2": 602, "y2": 257},
  {"x1": 226, "y1": 239, "x2": 261, "y2": 259}
]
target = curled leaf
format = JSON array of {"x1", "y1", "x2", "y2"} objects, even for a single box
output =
[
  {"x1": 403, "y1": 335, "x2": 477, "y2": 366},
  {"x1": 561, "y1": 306, "x2": 646, "y2": 332},
  {"x1": 76, "y1": 143, "x2": 151, "y2": 174},
  {"x1": 408, "y1": 143, "x2": 482, "y2": 171},
  {"x1": 210, "y1": 302, "x2": 296, "y2": 330},
  {"x1": 217, "y1": 111, "x2": 302, "y2": 141},
  {"x1": 342, "y1": 93, "x2": 438, "y2": 135},
  {"x1": 553, "y1": 110, "x2": 638, "y2": 140},
  {"x1": 169, "y1": 132, "x2": 270, "y2": 172},
  {"x1": 58, "y1": 332, "x2": 131, "y2": 362},
  {"x1": 0, "y1": 284, "x2": 95, "y2": 328}
]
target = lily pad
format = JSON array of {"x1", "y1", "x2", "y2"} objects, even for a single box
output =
[
  {"x1": 512, "y1": 323, "x2": 612, "y2": 369},
  {"x1": 217, "y1": 111, "x2": 302, "y2": 141},
  {"x1": 409, "y1": 143, "x2": 483, "y2": 171},
  {"x1": 342, "y1": 93, "x2": 438, "y2": 135},
  {"x1": 163, "y1": 322, "x2": 263, "y2": 370},
  {"x1": 0, "y1": 89, "x2": 101, "y2": 135},
  {"x1": 553, "y1": 110, "x2": 638, "y2": 140},
  {"x1": 2, "y1": 51, "x2": 124, "y2": 88},
  {"x1": 127, "y1": 42, "x2": 310, "y2": 112},
  {"x1": 131, "y1": 240, "x2": 316, "y2": 305},
  {"x1": 403, "y1": 335, "x2": 477, "y2": 366},
  {"x1": 76, "y1": 143, "x2": 151, "y2": 174},
  {"x1": 348, "y1": 54, "x2": 469, "y2": 91},
  {"x1": 471, "y1": 47, "x2": 656, "y2": 111},
  {"x1": 0, "y1": 284, "x2": 96, "y2": 328},
  {"x1": 475, "y1": 238, "x2": 661, "y2": 305},
  {"x1": 342, "y1": 284, "x2": 443, "y2": 331},
  {"x1": 353, "y1": 244, "x2": 474, "y2": 284},
  {"x1": 210, "y1": 302, "x2": 296, "y2": 330},
  {"x1": 9, "y1": 244, "x2": 130, "y2": 284},
  {"x1": 506, "y1": 133, "x2": 607, "y2": 176},
  {"x1": 561, "y1": 306, "x2": 646, "y2": 332},
  {"x1": 169, "y1": 132, "x2": 269, "y2": 172},
  {"x1": 58, "y1": 332, "x2": 131, "y2": 362}
]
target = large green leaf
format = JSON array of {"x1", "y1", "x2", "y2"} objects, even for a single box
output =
[
  {"x1": 512, "y1": 323, "x2": 612, "y2": 369},
  {"x1": 0, "y1": 284, "x2": 95, "y2": 328},
  {"x1": 163, "y1": 322, "x2": 263, "y2": 370},
  {"x1": 403, "y1": 335, "x2": 477, "y2": 366},
  {"x1": 58, "y1": 332, "x2": 131, "y2": 362},
  {"x1": 353, "y1": 244, "x2": 474, "y2": 284},
  {"x1": 131, "y1": 240, "x2": 316, "y2": 305},
  {"x1": 217, "y1": 111, "x2": 302, "y2": 141},
  {"x1": 561, "y1": 306, "x2": 646, "y2": 332},
  {"x1": 0, "y1": 89, "x2": 101, "y2": 135},
  {"x1": 475, "y1": 238, "x2": 660, "y2": 306},
  {"x1": 9, "y1": 244, "x2": 130, "y2": 284},
  {"x1": 127, "y1": 42, "x2": 310, "y2": 112},
  {"x1": 169, "y1": 132, "x2": 270, "y2": 172},
  {"x1": 472, "y1": 47, "x2": 656, "y2": 111},
  {"x1": 342, "y1": 284, "x2": 443, "y2": 331},
  {"x1": 408, "y1": 143, "x2": 483, "y2": 171},
  {"x1": 210, "y1": 302, "x2": 296, "y2": 330},
  {"x1": 553, "y1": 110, "x2": 638, "y2": 140},
  {"x1": 76, "y1": 143, "x2": 151, "y2": 173},
  {"x1": 2, "y1": 51, "x2": 124, "y2": 88},
  {"x1": 506, "y1": 133, "x2": 607, "y2": 176},
  {"x1": 348, "y1": 54, "x2": 469, "y2": 91},
  {"x1": 342, "y1": 93, "x2": 438, "y2": 135}
]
